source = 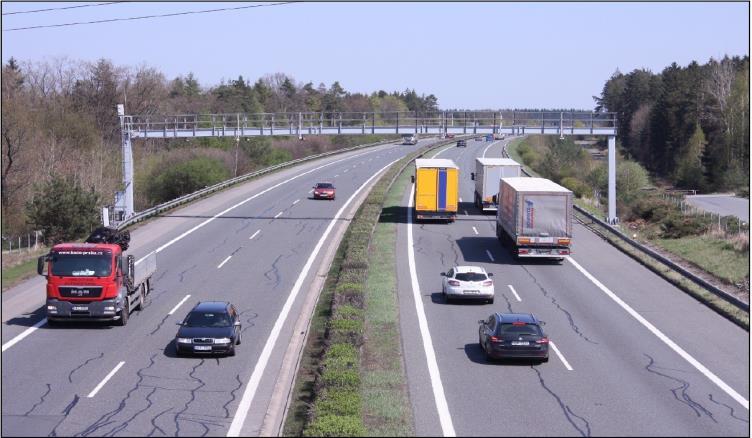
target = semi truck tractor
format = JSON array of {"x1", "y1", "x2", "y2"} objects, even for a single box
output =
[
  {"x1": 38, "y1": 227, "x2": 157, "y2": 326},
  {"x1": 496, "y1": 177, "x2": 573, "y2": 261},
  {"x1": 412, "y1": 158, "x2": 459, "y2": 222},
  {"x1": 471, "y1": 158, "x2": 521, "y2": 212}
]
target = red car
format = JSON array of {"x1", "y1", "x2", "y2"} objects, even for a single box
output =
[
  {"x1": 446, "y1": 133, "x2": 455, "y2": 139},
  {"x1": 313, "y1": 182, "x2": 336, "y2": 200}
]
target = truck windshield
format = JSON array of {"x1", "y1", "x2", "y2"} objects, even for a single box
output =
[{"x1": 50, "y1": 250, "x2": 113, "y2": 277}]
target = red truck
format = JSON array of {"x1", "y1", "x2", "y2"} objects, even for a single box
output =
[{"x1": 37, "y1": 227, "x2": 157, "y2": 326}]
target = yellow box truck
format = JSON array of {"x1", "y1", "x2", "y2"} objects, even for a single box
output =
[{"x1": 412, "y1": 158, "x2": 459, "y2": 222}]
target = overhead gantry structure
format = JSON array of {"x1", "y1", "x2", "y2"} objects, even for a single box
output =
[{"x1": 116, "y1": 106, "x2": 618, "y2": 223}]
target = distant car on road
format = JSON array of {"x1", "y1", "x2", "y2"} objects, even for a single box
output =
[
  {"x1": 456, "y1": 139, "x2": 467, "y2": 147},
  {"x1": 313, "y1": 182, "x2": 336, "y2": 200},
  {"x1": 441, "y1": 265, "x2": 494, "y2": 303},
  {"x1": 475, "y1": 136, "x2": 483, "y2": 141},
  {"x1": 478, "y1": 313, "x2": 549, "y2": 363},
  {"x1": 175, "y1": 301, "x2": 242, "y2": 356},
  {"x1": 402, "y1": 134, "x2": 418, "y2": 145},
  {"x1": 446, "y1": 133, "x2": 455, "y2": 139}
]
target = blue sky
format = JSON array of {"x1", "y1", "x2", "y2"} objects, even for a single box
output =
[{"x1": 2, "y1": 2, "x2": 748, "y2": 109}]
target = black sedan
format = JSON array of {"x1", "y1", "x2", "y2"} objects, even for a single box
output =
[
  {"x1": 175, "y1": 301, "x2": 242, "y2": 356},
  {"x1": 478, "y1": 313, "x2": 549, "y2": 362},
  {"x1": 456, "y1": 139, "x2": 467, "y2": 147}
]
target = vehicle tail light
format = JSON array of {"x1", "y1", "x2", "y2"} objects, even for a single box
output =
[
  {"x1": 490, "y1": 336, "x2": 502, "y2": 343},
  {"x1": 448, "y1": 280, "x2": 460, "y2": 286},
  {"x1": 557, "y1": 238, "x2": 571, "y2": 245},
  {"x1": 559, "y1": 249, "x2": 569, "y2": 255},
  {"x1": 536, "y1": 337, "x2": 549, "y2": 344},
  {"x1": 518, "y1": 248, "x2": 529, "y2": 254},
  {"x1": 482, "y1": 280, "x2": 493, "y2": 286},
  {"x1": 512, "y1": 321, "x2": 526, "y2": 326},
  {"x1": 517, "y1": 237, "x2": 531, "y2": 244}
]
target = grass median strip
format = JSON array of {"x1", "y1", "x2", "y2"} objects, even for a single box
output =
[{"x1": 284, "y1": 140, "x2": 452, "y2": 437}]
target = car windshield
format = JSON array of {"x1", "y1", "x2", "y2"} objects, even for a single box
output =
[
  {"x1": 184, "y1": 311, "x2": 232, "y2": 327},
  {"x1": 498, "y1": 323, "x2": 542, "y2": 336},
  {"x1": 50, "y1": 250, "x2": 112, "y2": 277},
  {"x1": 454, "y1": 272, "x2": 487, "y2": 282},
  {"x1": 316, "y1": 183, "x2": 333, "y2": 189}
]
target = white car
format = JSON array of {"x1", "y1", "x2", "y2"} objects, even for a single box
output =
[{"x1": 441, "y1": 265, "x2": 495, "y2": 304}]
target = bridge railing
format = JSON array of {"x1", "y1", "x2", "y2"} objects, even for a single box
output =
[{"x1": 123, "y1": 111, "x2": 617, "y2": 137}]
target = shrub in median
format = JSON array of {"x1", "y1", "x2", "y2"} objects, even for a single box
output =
[
  {"x1": 314, "y1": 389, "x2": 362, "y2": 417},
  {"x1": 304, "y1": 414, "x2": 366, "y2": 437}
]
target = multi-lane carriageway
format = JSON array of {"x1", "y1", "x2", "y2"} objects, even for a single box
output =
[
  {"x1": 397, "y1": 138, "x2": 749, "y2": 436},
  {"x1": 1, "y1": 135, "x2": 748, "y2": 437},
  {"x1": 1, "y1": 139, "x2": 430, "y2": 437}
]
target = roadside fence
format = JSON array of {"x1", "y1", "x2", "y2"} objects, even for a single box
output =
[{"x1": 1, "y1": 231, "x2": 43, "y2": 253}]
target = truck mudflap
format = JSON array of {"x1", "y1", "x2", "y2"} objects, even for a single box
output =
[{"x1": 46, "y1": 297, "x2": 123, "y2": 321}]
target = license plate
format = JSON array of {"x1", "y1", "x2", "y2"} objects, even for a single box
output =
[
  {"x1": 72, "y1": 306, "x2": 88, "y2": 311},
  {"x1": 194, "y1": 345, "x2": 212, "y2": 351},
  {"x1": 539, "y1": 249, "x2": 551, "y2": 254},
  {"x1": 464, "y1": 290, "x2": 480, "y2": 294},
  {"x1": 538, "y1": 237, "x2": 553, "y2": 243},
  {"x1": 511, "y1": 341, "x2": 529, "y2": 346}
]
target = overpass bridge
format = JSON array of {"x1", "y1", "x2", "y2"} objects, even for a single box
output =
[{"x1": 116, "y1": 107, "x2": 618, "y2": 222}]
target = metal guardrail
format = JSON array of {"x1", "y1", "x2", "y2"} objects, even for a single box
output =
[
  {"x1": 114, "y1": 138, "x2": 401, "y2": 231},
  {"x1": 503, "y1": 139, "x2": 749, "y2": 312},
  {"x1": 574, "y1": 205, "x2": 749, "y2": 311}
]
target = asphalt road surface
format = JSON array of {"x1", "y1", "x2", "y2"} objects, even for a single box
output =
[
  {"x1": 1, "y1": 138, "x2": 439, "y2": 437},
  {"x1": 686, "y1": 195, "x2": 749, "y2": 221},
  {"x1": 396, "y1": 137, "x2": 749, "y2": 436}
]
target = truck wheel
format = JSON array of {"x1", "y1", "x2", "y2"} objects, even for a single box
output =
[
  {"x1": 116, "y1": 300, "x2": 129, "y2": 326},
  {"x1": 134, "y1": 285, "x2": 145, "y2": 311}
]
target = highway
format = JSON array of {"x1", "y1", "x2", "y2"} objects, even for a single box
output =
[
  {"x1": 0, "y1": 138, "x2": 437, "y2": 437},
  {"x1": 685, "y1": 194, "x2": 750, "y2": 221},
  {"x1": 395, "y1": 138, "x2": 749, "y2": 436}
]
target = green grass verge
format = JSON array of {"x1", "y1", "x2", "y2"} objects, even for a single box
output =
[
  {"x1": 361, "y1": 162, "x2": 415, "y2": 436},
  {"x1": 577, "y1": 212, "x2": 749, "y2": 329},
  {"x1": 286, "y1": 139, "x2": 452, "y2": 437},
  {"x1": 1, "y1": 258, "x2": 39, "y2": 292},
  {"x1": 653, "y1": 236, "x2": 749, "y2": 285}
]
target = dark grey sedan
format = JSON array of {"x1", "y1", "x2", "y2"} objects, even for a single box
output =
[
  {"x1": 175, "y1": 301, "x2": 242, "y2": 356},
  {"x1": 478, "y1": 312, "x2": 549, "y2": 363}
]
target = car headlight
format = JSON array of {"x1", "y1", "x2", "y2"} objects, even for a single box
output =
[
  {"x1": 214, "y1": 338, "x2": 232, "y2": 344},
  {"x1": 176, "y1": 338, "x2": 192, "y2": 344}
]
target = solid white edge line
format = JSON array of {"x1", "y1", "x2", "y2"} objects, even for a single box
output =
[
  {"x1": 217, "y1": 256, "x2": 232, "y2": 269},
  {"x1": 140, "y1": 147, "x2": 385, "y2": 264},
  {"x1": 472, "y1": 227, "x2": 478, "y2": 235},
  {"x1": 485, "y1": 249, "x2": 495, "y2": 262},
  {"x1": 2, "y1": 318, "x2": 47, "y2": 352},
  {"x1": 274, "y1": 212, "x2": 283, "y2": 219},
  {"x1": 431, "y1": 144, "x2": 454, "y2": 158},
  {"x1": 168, "y1": 294, "x2": 192, "y2": 315},
  {"x1": 87, "y1": 361, "x2": 125, "y2": 398},
  {"x1": 249, "y1": 230, "x2": 261, "y2": 240},
  {"x1": 549, "y1": 341, "x2": 573, "y2": 371},
  {"x1": 227, "y1": 158, "x2": 401, "y2": 437},
  {"x1": 567, "y1": 257, "x2": 749, "y2": 410},
  {"x1": 2, "y1": 146, "x2": 396, "y2": 354},
  {"x1": 507, "y1": 284, "x2": 522, "y2": 302},
  {"x1": 407, "y1": 183, "x2": 456, "y2": 437}
]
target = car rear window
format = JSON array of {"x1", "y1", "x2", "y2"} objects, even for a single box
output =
[
  {"x1": 316, "y1": 183, "x2": 333, "y2": 189},
  {"x1": 498, "y1": 323, "x2": 542, "y2": 336},
  {"x1": 454, "y1": 272, "x2": 487, "y2": 282}
]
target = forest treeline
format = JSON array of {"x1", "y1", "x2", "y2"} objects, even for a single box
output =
[
  {"x1": 1, "y1": 57, "x2": 439, "y2": 239},
  {"x1": 594, "y1": 55, "x2": 749, "y2": 192}
]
